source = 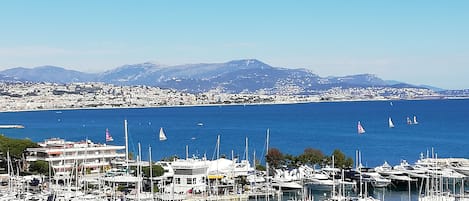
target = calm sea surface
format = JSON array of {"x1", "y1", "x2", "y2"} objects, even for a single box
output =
[
  {"x1": 1, "y1": 99, "x2": 468, "y2": 167},
  {"x1": 1, "y1": 99, "x2": 469, "y2": 201}
]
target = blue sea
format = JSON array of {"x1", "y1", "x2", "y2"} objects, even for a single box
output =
[{"x1": 1, "y1": 99, "x2": 468, "y2": 168}]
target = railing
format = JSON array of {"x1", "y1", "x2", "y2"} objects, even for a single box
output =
[{"x1": 41, "y1": 153, "x2": 126, "y2": 161}]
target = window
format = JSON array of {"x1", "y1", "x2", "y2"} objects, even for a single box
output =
[
  {"x1": 187, "y1": 178, "x2": 192, "y2": 184},
  {"x1": 175, "y1": 178, "x2": 181, "y2": 184}
]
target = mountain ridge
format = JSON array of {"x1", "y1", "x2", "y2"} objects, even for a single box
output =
[{"x1": 0, "y1": 59, "x2": 434, "y2": 94}]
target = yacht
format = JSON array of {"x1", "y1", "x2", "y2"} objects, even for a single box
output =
[
  {"x1": 306, "y1": 171, "x2": 337, "y2": 191},
  {"x1": 271, "y1": 168, "x2": 302, "y2": 190},
  {"x1": 393, "y1": 160, "x2": 428, "y2": 179},
  {"x1": 346, "y1": 168, "x2": 391, "y2": 188},
  {"x1": 0, "y1": 124, "x2": 24, "y2": 129},
  {"x1": 271, "y1": 178, "x2": 302, "y2": 190},
  {"x1": 375, "y1": 161, "x2": 414, "y2": 183},
  {"x1": 449, "y1": 163, "x2": 469, "y2": 176},
  {"x1": 415, "y1": 157, "x2": 468, "y2": 178}
]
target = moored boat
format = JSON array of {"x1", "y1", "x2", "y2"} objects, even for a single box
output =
[{"x1": 0, "y1": 124, "x2": 24, "y2": 129}]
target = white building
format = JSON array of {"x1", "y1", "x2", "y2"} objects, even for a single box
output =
[
  {"x1": 170, "y1": 158, "x2": 210, "y2": 194},
  {"x1": 25, "y1": 138, "x2": 125, "y2": 174}
]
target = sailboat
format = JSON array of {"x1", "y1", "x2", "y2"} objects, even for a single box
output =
[
  {"x1": 413, "y1": 116, "x2": 418, "y2": 124},
  {"x1": 388, "y1": 117, "x2": 395, "y2": 128},
  {"x1": 406, "y1": 117, "x2": 412, "y2": 125},
  {"x1": 105, "y1": 128, "x2": 114, "y2": 142},
  {"x1": 358, "y1": 121, "x2": 366, "y2": 134},
  {"x1": 159, "y1": 127, "x2": 167, "y2": 141}
]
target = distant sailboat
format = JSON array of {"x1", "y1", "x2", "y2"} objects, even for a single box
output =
[
  {"x1": 388, "y1": 117, "x2": 395, "y2": 128},
  {"x1": 406, "y1": 116, "x2": 413, "y2": 125},
  {"x1": 357, "y1": 121, "x2": 366, "y2": 134},
  {"x1": 105, "y1": 128, "x2": 114, "y2": 142},
  {"x1": 159, "y1": 127, "x2": 167, "y2": 141},
  {"x1": 413, "y1": 116, "x2": 418, "y2": 124}
]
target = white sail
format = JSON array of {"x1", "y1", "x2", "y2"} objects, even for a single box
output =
[
  {"x1": 159, "y1": 127, "x2": 167, "y2": 141},
  {"x1": 388, "y1": 117, "x2": 395, "y2": 128},
  {"x1": 358, "y1": 121, "x2": 365, "y2": 134},
  {"x1": 413, "y1": 116, "x2": 418, "y2": 124},
  {"x1": 105, "y1": 128, "x2": 114, "y2": 142},
  {"x1": 407, "y1": 117, "x2": 412, "y2": 125}
]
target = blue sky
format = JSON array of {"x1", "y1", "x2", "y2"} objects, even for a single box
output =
[{"x1": 1, "y1": 1, "x2": 468, "y2": 89}]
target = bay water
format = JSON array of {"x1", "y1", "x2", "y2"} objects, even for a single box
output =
[{"x1": 1, "y1": 99, "x2": 468, "y2": 200}]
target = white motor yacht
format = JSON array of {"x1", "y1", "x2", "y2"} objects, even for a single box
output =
[
  {"x1": 375, "y1": 161, "x2": 415, "y2": 182},
  {"x1": 393, "y1": 160, "x2": 428, "y2": 179}
]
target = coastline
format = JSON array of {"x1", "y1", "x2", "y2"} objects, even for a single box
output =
[
  {"x1": 0, "y1": 82, "x2": 453, "y2": 113},
  {"x1": 1, "y1": 95, "x2": 465, "y2": 114}
]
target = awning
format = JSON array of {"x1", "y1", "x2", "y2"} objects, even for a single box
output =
[{"x1": 208, "y1": 175, "x2": 224, "y2": 179}]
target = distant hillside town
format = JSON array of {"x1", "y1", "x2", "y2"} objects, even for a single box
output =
[{"x1": 0, "y1": 82, "x2": 443, "y2": 112}]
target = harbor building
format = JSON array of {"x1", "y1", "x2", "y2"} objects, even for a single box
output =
[{"x1": 25, "y1": 138, "x2": 126, "y2": 175}]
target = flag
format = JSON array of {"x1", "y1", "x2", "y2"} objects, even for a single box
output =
[{"x1": 106, "y1": 128, "x2": 114, "y2": 142}]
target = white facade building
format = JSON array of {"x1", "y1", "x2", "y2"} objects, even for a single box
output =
[
  {"x1": 25, "y1": 138, "x2": 125, "y2": 174},
  {"x1": 170, "y1": 158, "x2": 210, "y2": 194}
]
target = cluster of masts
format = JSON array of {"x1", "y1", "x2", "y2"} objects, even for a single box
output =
[{"x1": 4, "y1": 120, "x2": 466, "y2": 201}]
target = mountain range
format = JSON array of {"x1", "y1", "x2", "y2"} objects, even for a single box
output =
[{"x1": 0, "y1": 59, "x2": 431, "y2": 94}]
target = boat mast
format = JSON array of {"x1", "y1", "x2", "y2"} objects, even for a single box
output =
[
  {"x1": 216, "y1": 135, "x2": 220, "y2": 197},
  {"x1": 137, "y1": 143, "x2": 141, "y2": 200},
  {"x1": 245, "y1": 137, "x2": 249, "y2": 161},
  {"x1": 217, "y1": 135, "x2": 220, "y2": 160},
  {"x1": 356, "y1": 149, "x2": 363, "y2": 198},
  {"x1": 332, "y1": 155, "x2": 336, "y2": 197},
  {"x1": 124, "y1": 119, "x2": 129, "y2": 172},
  {"x1": 253, "y1": 150, "x2": 256, "y2": 169},
  {"x1": 149, "y1": 145, "x2": 154, "y2": 200},
  {"x1": 7, "y1": 151, "x2": 11, "y2": 192},
  {"x1": 186, "y1": 145, "x2": 189, "y2": 160},
  {"x1": 266, "y1": 128, "x2": 270, "y2": 201}
]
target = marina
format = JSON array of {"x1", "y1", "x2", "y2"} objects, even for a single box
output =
[
  {"x1": 1, "y1": 137, "x2": 469, "y2": 201},
  {"x1": 0, "y1": 99, "x2": 469, "y2": 200}
]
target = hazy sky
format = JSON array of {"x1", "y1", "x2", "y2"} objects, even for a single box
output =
[{"x1": 1, "y1": 1, "x2": 468, "y2": 89}]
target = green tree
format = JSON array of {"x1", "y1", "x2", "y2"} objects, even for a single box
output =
[
  {"x1": 255, "y1": 163, "x2": 266, "y2": 171},
  {"x1": 142, "y1": 165, "x2": 165, "y2": 177},
  {"x1": 284, "y1": 154, "x2": 300, "y2": 168},
  {"x1": 161, "y1": 155, "x2": 179, "y2": 161},
  {"x1": 330, "y1": 149, "x2": 354, "y2": 168},
  {"x1": 0, "y1": 135, "x2": 39, "y2": 159},
  {"x1": 28, "y1": 160, "x2": 50, "y2": 175},
  {"x1": 266, "y1": 148, "x2": 284, "y2": 169},
  {"x1": 253, "y1": 159, "x2": 266, "y2": 171},
  {"x1": 345, "y1": 157, "x2": 354, "y2": 168},
  {"x1": 298, "y1": 147, "x2": 324, "y2": 166}
]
